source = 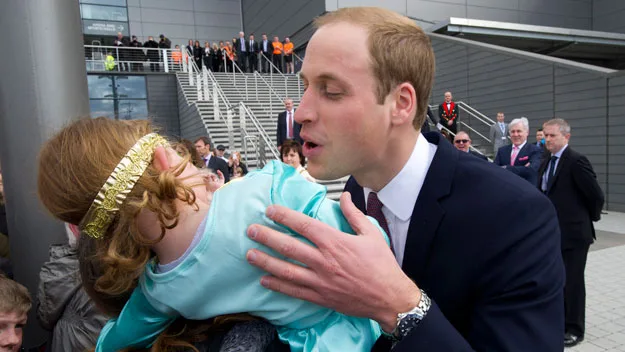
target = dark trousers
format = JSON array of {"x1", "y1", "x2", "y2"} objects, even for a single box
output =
[
  {"x1": 249, "y1": 53, "x2": 258, "y2": 72},
  {"x1": 562, "y1": 243, "x2": 590, "y2": 337},
  {"x1": 237, "y1": 52, "x2": 247, "y2": 72},
  {"x1": 260, "y1": 53, "x2": 270, "y2": 72},
  {"x1": 272, "y1": 54, "x2": 282, "y2": 73}
]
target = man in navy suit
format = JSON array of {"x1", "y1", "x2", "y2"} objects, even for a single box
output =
[
  {"x1": 244, "y1": 7, "x2": 564, "y2": 351},
  {"x1": 276, "y1": 98, "x2": 302, "y2": 148},
  {"x1": 194, "y1": 136, "x2": 230, "y2": 183},
  {"x1": 494, "y1": 117, "x2": 542, "y2": 185},
  {"x1": 539, "y1": 119, "x2": 604, "y2": 347}
]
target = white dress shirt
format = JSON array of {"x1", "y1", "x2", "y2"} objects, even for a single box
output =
[
  {"x1": 363, "y1": 134, "x2": 437, "y2": 266},
  {"x1": 285, "y1": 109, "x2": 294, "y2": 138}
]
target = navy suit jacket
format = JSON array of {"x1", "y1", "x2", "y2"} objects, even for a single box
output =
[
  {"x1": 345, "y1": 132, "x2": 564, "y2": 351},
  {"x1": 277, "y1": 110, "x2": 302, "y2": 147},
  {"x1": 494, "y1": 143, "x2": 542, "y2": 185},
  {"x1": 205, "y1": 155, "x2": 230, "y2": 183}
]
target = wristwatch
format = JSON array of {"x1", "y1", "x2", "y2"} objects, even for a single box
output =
[{"x1": 390, "y1": 289, "x2": 432, "y2": 341}]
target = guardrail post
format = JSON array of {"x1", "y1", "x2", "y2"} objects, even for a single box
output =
[
  {"x1": 189, "y1": 62, "x2": 194, "y2": 86},
  {"x1": 203, "y1": 70, "x2": 209, "y2": 100},
  {"x1": 163, "y1": 49, "x2": 169, "y2": 73},
  {"x1": 213, "y1": 83, "x2": 219, "y2": 120},
  {"x1": 227, "y1": 109, "x2": 235, "y2": 150},
  {"x1": 239, "y1": 103, "x2": 246, "y2": 131},
  {"x1": 196, "y1": 74, "x2": 203, "y2": 101}
]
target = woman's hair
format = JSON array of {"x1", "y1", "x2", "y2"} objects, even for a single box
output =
[
  {"x1": 0, "y1": 274, "x2": 31, "y2": 316},
  {"x1": 281, "y1": 139, "x2": 305, "y2": 167},
  {"x1": 194, "y1": 40, "x2": 200, "y2": 47},
  {"x1": 234, "y1": 167, "x2": 243, "y2": 177},
  {"x1": 37, "y1": 117, "x2": 195, "y2": 297},
  {"x1": 175, "y1": 139, "x2": 204, "y2": 169}
]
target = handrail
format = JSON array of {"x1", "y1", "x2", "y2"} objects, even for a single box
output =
[
  {"x1": 206, "y1": 70, "x2": 233, "y2": 109},
  {"x1": 429, "y1": 103, "x2": 492, "y2": 145},
  {"x1": 439, "y1": 126, "x2": 490, "y2": 160},
  {"x1": 457, "y1": 101, "x2": 496, "y2": 125},
  {"x1": 458, "y1": 121, "x2": 491, "y2": 144},
  {"x1": 84, "y1": 44, "x2": 180, "y2": 73},
  {"x1": 239, "y1": 102, "x2": 280, "y2": 160},
  {"x1": 254, "y1": 72, "x2": 286, "y2": 102},
  {"x1": 292, "y1": 52, "x2": 304, "y2": 65},
  {"x1": 260, "y1": 53, "x2": 285, "y2": 77}
]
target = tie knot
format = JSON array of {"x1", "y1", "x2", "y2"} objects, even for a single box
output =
[
  {"x1": 367, "y1": 192, "x2": 383, "y2": 209},
  {"x1": 513, "y1": 146, "x2": 518, "y2": 150},
  {"x1": 551, "y1": 156, "x2": 558, "y2": 162}
]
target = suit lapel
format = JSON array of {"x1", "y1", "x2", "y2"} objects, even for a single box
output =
[
  {"x1": 402, "y1": 133, "x2": 454, "y2": 282},
  {"x1": 513, "y1": 144, "x2": 529, "y2": 166}
]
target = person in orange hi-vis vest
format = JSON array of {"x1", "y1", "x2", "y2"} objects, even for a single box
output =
[
  {"x1": 283, "y1": 37, "x2": 295, "y2": 74},
  {"x1": 224, "y1": 41, "x2": 235, "y2": 72},
  {"x1": 272, "y1": 36, "x2": 283, "y2": 73},
  {"x1": 172, "y1": 45, "x2": 182, "y2": 69}
]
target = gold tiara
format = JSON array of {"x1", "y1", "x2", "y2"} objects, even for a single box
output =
[{"x1": 79, "y1": 133, "x2": 170, "y2": 239}]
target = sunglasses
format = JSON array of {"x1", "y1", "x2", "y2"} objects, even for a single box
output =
[{"x1": 454, "y1": 139, "x2": 470, "y2": 144}]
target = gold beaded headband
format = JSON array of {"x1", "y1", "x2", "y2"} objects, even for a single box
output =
[{"x1": 79, "y1": 133, "x2": 170, "y2": 239}]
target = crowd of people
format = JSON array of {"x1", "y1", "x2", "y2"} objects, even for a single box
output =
[
  {"x1": 0, "y1": 6, "x2": 607, "y2": 352},
  {"x1": 105, "y1": 30, "x2": 298, "y2": 74}
]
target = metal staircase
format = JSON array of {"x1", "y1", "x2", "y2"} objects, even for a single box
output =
[{"x1": 176, "y1": 59, "x2": 348, "y2": 199}]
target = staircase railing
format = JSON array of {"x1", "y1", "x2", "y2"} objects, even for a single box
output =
[
  {"x1": 238, "y1": 102, "x2": 280, "y2": 163},
  {"x1": 428, "y1": 104, "x2": 490, "y2": 160},
  {"x1": 254, "y1": 72, "x2": 291, "y2": 117},
  {"x1": 84, "y1": 44, "x2": 182, "y2": 73},
  {"x1": 260, "y1": 54, "x2": 290, "y2": 96}
]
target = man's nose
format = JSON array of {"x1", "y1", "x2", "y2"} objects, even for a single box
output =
[{"x1": 2, "y1": 328, "x2": 21, "y2": 345}]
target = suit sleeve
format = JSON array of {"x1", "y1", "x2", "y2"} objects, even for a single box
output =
[
  {"x1": 505, "y1": 146, "x2": 541, "y2": 180},
  {"x1": 394, "y1": 193, "x2": 565, "y2": 352},
  {"x1": 572, "y1": 155, "x2": 605, "y2": 222},
  {"x1": 493, "y1": 148, "x2": 503, "y2": 166},
  {"x1": 438, "y1": 105, "x2": 443, "y2": 120}
]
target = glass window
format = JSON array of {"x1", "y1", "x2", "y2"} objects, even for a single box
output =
[
  {"x1": 81, "y1": 4, "x2": 128, "y2": 21},
  {"x1": 89, "y1": 99, "x2": 115, "y2": 118},
  {"x1": 80, "y1": 0, "x2": 127, "y2": 6},
  {"x1": 115, "y1": 76, "x2": 147, "y2": 99},
  {"x1": 87, "y1": 75, "x2": 114, "y2": 99},
  {"x1": 88, "y1": 75, "x2": 148, "y2": 120},
  {"x1": 117, "y1": 100, "x2": 149, "y2": 120}
]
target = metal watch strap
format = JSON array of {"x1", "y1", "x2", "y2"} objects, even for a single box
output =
[{"x1": 391, "y1": 289, "x2": 431, "y2": 341}]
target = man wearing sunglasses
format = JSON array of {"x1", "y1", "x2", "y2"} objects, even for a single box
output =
[{"x1": 453, "y1": 131, "x2": 488, "y2": 161}]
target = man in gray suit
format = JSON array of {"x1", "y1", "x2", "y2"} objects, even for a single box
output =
[{"x1": 489, "y1": 112, "x2": 509, "y2": 155}]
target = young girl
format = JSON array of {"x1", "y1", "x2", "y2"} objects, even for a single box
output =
[{"x1": 37, "y1": 118, "x2": 385, "y2": 352}]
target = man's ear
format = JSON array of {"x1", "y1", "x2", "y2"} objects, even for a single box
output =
[
  {"x1": 390, "y1": 82, "x2": 417, "y2": 127},
  {"x1": 152, "y1": 146, "x2": 170, "y2": 172}
]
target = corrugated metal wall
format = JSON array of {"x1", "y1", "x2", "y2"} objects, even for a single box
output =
[
  {"x1": 146, "y1": 74, "x2": 180, "y2": 137},
  {"x1": 431, "y1": 33, "x2": 624, "y2": 211}
]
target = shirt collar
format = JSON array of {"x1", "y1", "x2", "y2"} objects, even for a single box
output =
[
  {"x1": 553, "y1": 144, "x2": 568, "y2": 158},
  {"x1": 513, "y1": 141, "x2": 527, "y2": 150},
  {"x1": 364, "y1": 134, "x2": 433, "y2": 221}
]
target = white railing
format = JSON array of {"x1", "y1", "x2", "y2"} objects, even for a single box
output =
[
  {"x1": 254, "y1": 72, "x2": 289, "y2": 117},
  {"x1": 84, "y1": 44, "x2": 182, "y2": 73},
  {"x1": 239, "y1": 102, "x2": 280, "y2": 161}
]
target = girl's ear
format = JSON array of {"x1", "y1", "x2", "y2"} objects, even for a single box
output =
[{"x1": 152, "y1": 146, "x2": 170, "y2": 171}]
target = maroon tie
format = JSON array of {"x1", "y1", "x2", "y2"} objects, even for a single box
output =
[{"x1": 367, "y1": 192, "x2": 394, "y2": 251}]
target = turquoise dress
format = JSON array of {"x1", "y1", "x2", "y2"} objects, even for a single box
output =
[{"x1": 96, "y1": 161, "x2": 385, "y2": 352}]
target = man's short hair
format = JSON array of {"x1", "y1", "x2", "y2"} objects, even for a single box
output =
[
  {"x1": 509, "y1": 117, "x2": 529, "y2": 132},
  {"x1": 455, "y1": 131, "x2": 470, "y2": 140},
  {"x1": 537, "y1": 127, "x2": 543, "y2": 132},
  {"x1": 0, "y1": 274, "x2": 31, "y2": 316},
  {"x1": 314, "y1": 7, "x2": 435, "y2": 130},
  {"x1": 195, "y1": 136, "x2": 212, "y2": 149},
  {"x1": 543, "y1": 118, "x2": 571, "y2": 135}
]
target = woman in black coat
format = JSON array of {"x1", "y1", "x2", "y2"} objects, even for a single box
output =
[
  {"x1": 211, "y1": 43, "x2": 222, "y2": 72},
  {"x1": 193, "y1": 40, "x2": 203, "y2": 70}
]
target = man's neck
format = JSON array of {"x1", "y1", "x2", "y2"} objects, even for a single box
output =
[{"x1": 354, "y1": 131, "x2": 419, "y2": 192}]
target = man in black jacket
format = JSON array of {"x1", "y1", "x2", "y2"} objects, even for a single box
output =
[
  {"x1": 144, "y1": 36, "x2": 160, "y2": 72},
  {"x1": 129, "y1": 35, "x2": 144, "y2": 71},
  {"x1": 113, "y1": 32, "x2": 130, "y2": 72},
  {"x1": 539, "y1": 118, "x2": 604, "y2": 347}
]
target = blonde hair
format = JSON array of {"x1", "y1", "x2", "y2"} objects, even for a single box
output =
[
  {"x1": 37, "y1": 117, "x2": 195, "y2": 297},
  {"x1": 0, "y1": 274, "x2": 31, "y2": 316},
  {"x1": 314, "y1": 7, "x2": 435, "y2": 129}
]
